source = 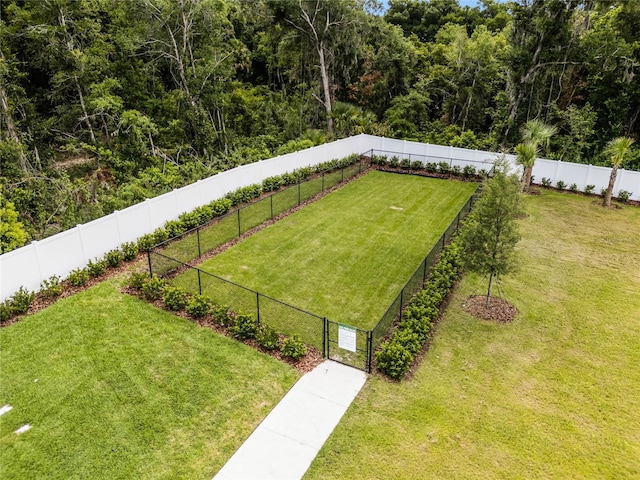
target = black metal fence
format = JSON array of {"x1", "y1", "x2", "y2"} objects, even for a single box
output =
[
  {"x1": 147, "y1": 154, "x2": 483, "y2": 372},
  {"x1": 150, "y1": 157, "x2": 369, "y2": 277}
]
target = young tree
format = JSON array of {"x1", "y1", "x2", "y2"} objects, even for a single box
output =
[
  {"x1": 602, "y1": 136, "x2": 635, "y2": 207},
  {"x1": 0, "y1": 196, "x2": 27, "y2": 253},
  {"x1": 459, "y1": 161, "x2": 522, "y2": 306},
  {"x1": 516, "y1": 119, "x2": 557, "y2": 192}
]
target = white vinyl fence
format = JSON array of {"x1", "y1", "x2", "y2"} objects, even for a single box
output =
[{"x1": 1, "y1": 134, "x2": 638, "y2": 301}]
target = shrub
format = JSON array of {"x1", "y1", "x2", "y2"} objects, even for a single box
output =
[
  {"x1": 162, "y1": 286, "x2": 189, "y2": 311},
  {"x1": 87, "y1": 258, "x2": 107, "y2": 277},
  {"x1": 282, "y1": 335, "x2": 307, "y2": 361},
  {"x1": 137, "y1": 233, "x2": 156, "y2": 251},
  {"x1": 212, "y1": 304, "x2": 231, "y2": 326},
  {"x1": 40, "y1": 275, "x2": 63, "y2": 299},
  {"x1": 262, "y1": 176, "x2": 283, "y2": 192},
  {"x1": 426, "y1": 162, "x2": 438, "y2": 172},
  {"x1": 438, "y1": 161, "x2": 450, "y2": 174},
  {"x1": 617, "y1": 190, "x2": 632, "y2": 203},
  {"x1": 569, "y1": 183, "x2": 578, "y2": 193},
  {"x1": 411, "y1": 160, "x2": 423, "y2": 170},
  {"x1": 142, "y1": 277, "x2": 166, "y2": 301},
  {"x1": 178, "y1": 210, "x2": 201, "y2": 230},
  {"x1": 126, "y1": 272, "x2": 148, "y2": 290},
  {"x1": 600, "y1": 187, "x2": 607, "y2": 197},
  {"x1": 256, "y1": 324, "x2": 280, "y2": 350},
  {"x1": 556, "y1": 180, "x2": 567, "y2": 190},
  {"x1": 152, "y1": 227, "x2": 169, "y2": 245},
  {"x1": 105, "y1": 249, "x2": 123, "y2": 268},
  {"x1": 584, "y1": 184, "x2": 595, "y2": 195},
  {"x1": 210, "y1": 198, "x2": 232, "y2": 216},
  {"x1": 375, "y1": 340, "x2": 414, "y2": 380},
  {"x1": 186, "y1": 294, "x2": 212, "y2": 317},
  {"x1": 0, "y1": 301, "x2": 12, "y2": 323},
  {"x1": 400, "y1": 158, "x2": 411, "y2": 170},
  {"x1": 463, "y1": 164, "x2": 476, "y2": 178},
  {"x1": 388, "y1": 156, "x2": 400, "y2": 168},
  {"x1": 67, "y1": 268, "x2": 89, "y2": 287},
  {"x1": 451, "y1": 165, "x2": 462, "y2": 177},
  {"x1": 10, "y1": 287, "x2": 34, "y2": 314},
  {"x1": 230, "y1": 313, "x2": 259, "y2": 340},
  {"x1": 164, "y1": 220, "x2": 186, "y2": 238},
  {"x1": 121, "y1": 242, "x2": 138, "y2": 261},
  {"x1": 541, "y1": 177, "x2": 552, "y2": 187}
]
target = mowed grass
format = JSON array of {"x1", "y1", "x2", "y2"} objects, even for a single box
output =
[
  {"x1": 0, "y1": 280, "x2": 299, "y2": 479},
  {"x1": 177, "y1": 171, "x2": 477, "y2": 329},
  {"x1": 305, "y1": 190, "x2": 640, "y2": 479}
]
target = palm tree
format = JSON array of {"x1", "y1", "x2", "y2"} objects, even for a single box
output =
[
  {"x1": 516, "y1": 119, "x2": 557, "y2": 192},
  {"x1": 602, "y1": 137, "x2": 635, "y2": 207}
]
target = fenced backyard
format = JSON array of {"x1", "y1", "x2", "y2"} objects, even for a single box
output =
[{"x1": 149, "y1": 166, "x2": 479, "y2": 371}]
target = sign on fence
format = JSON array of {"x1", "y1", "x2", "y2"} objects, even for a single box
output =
[{"x1": 338, "y1": 324, "x2": 357, "y2": 352}]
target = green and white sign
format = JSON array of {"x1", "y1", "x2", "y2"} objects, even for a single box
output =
[{"x1": 338, "y1": 324, "x2": 357, "y2": 352}]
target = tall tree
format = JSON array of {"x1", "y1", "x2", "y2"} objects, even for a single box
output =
[
  {"x1": 459, "y1": 160, "x2": 522, "y2": 306},
  {"x1": 602, "y1": 136, "x2": 635, "y2": 207}
]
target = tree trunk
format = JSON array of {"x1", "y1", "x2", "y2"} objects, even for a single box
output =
[
  {"x1": 0, "y1": 80, "x2": 29, "y2": 172},
  {"x1": 486, "y1": 273, "x2": 494, "y2": 308},
  {"x1": 318, "y1": 41, "x2": 333, "y2": 133},
  {"x1": 522, "y1": 166, "x2": 533, "y2": 193},
  {"x1": 603, "y1": 165, "x2": 618, "y2": 207}
]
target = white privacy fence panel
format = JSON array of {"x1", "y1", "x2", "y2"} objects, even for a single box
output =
[{"x1": 2, "y1": 134, "x2": 638, "y2": 301}]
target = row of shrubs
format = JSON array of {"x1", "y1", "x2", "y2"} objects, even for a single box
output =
[
  {"x1": 2, "y1": 154, "x2": 364, "y2": 323},
  {"x1": 375, "y1": 241, "x2": 464, "y2": 380},
  {"x1": 539, "y1": 177, "x2": 632, "y2": 202},
  {"x1": 127, "y1": 273, "x2": 309, "y2": 361},
  {"x1": 371, "y1": 155, "x2": 489, "y2": 179}
]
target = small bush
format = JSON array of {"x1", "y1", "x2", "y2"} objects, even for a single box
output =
[
  {"x1": 600, "y1": 187, "x2": 607, "y2": 197},
  {"x1": 282, "y1": 335, "x2": 307, "y2": 361},
  {"x1": 584, "y1": 184, "x2": 595, "y2": 195},
  {"x1": 0, "y1": 302, "x2": 12, "y2": 323},
  {"x1": 10, "y1": 287, "x2": 35, "y2": 314},
  {"x1": 40, "y1": 275, "x2": 63, "y2": 299},
  {"x1": 400, "y1": 158, "x2": 411, "y2": 170},
  {"x1": 411, "y1": 160, "x2": 423, "y2": 170},
  {"x1": 451, "y1": 165, "x2": 462, "y2": 177},
  {"x1": 230, "y1": 314, "x2": 259, "y2": 340},
  {"x1": 569, "y1": 183, "x2": 578, "y2": 193},
  {"x1": 617, "y1": 190, "x2": 632, "y2": 203},
  {"x1": 67, "y1": 268, "x2": 89, "y2": 287},
  {"x1": 256, "y1": 324, "x2": 280, "y2": 350},
  {"x1": 137, "y1": 233, "x2": 156, "y2": 251},
  {"x1": 556, "y1": 180, "x2": 567, "y2": 190},
  {"x1": 178, "y1": 210, "x2": 201, "y2": 230},
  {"x1": 87, "y1": 258, "x2": 107, "y2": 277},
  {"x1": 142, "y1": 277, "x2": 166, "y2": 301},
  {"x1": 438, "y1": 161, "x2": 450, "y2": 174},
  {"x1": 463, "y1": 165, "x2": 476, "y2": 178},
  {"x1": 186, "y1": 294, "x2": 212, "y2": 317},
  {"x1": 262, "y1": 176, "x2": 283, "y2": 192},
  {"x1": 152, "y1": 228, "x2": 169, "y2": 245},
  {"x1": 163, "y1": 286, "x2": 189, "y2": 311},
  {"x1": 388, "y1": 156, "x2": 400, "y2": 168},
  {"x1": 105, "y1": 249, "x2": 123, "y2": 268},
  {"x1": 541, "y1": 177, "x2": 552, "y2": 187},
  {"x1": 426, "y1": 162, "x2": 438, "y2": 172},
  {"x1": 126, "y1": 272, "x2": 148, "y2": 290},
  {"x1": 164, "y1": 220, "x2": 186, "y2": 238},
  {"x1": 212, "y1": 304, "x2": 231, "y2": 326},
  {"x1": 121, "y1": 242, "x2": 138, "y2": 261},
  {"x1": 375, "y1": 340, "x2": 414, "y2": 380}
]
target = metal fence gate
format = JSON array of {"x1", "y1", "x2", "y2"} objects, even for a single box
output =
[{"x1": 324, "y1": 319, "x2": 372, "y2": 372}]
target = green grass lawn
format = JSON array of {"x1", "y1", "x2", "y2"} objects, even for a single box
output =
[
  {"x1": 0, "y1": 280, "x2": 299, "y2": 479},
  {"x1": 304, "y1": 190, "x2": 640, "y2": 479},
  {"x1": 174, "y1": 171, "x2": 477, "y2": 330}
]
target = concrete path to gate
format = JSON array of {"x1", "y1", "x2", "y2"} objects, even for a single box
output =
[{"x1": 213, "y1": 360, "x2": 367, "y2": 480}]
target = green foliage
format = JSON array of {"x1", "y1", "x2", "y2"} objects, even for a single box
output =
[
  {"x1": 121, "y1": 242, "x2": 138, "y2": 261},
  {"x1": 0, "y1": 301, "x2": 12, "y2": 323},
  {"x1": 126, "y1": 272, "x2": 148, "y2": 291},
  {"x1": 0, "y1": 196, "x2": 27, "y2": 254},
  {"x1": 281, "y1": 335, "x2": 307, "y2": 361},
  {"x1": 87, "y1": 258, "x2": 107, "y2": 278},
  {"x1": 256, "y1": 324, "x2": 280, "y2": 351},
  {"x1": 10, "y1": 287, "x2": 35, "y2": 315},
  {"x1": 68, "y1": 268, "x2": 89, "y2": 287},
  {"x1": 185, "y1": 294, "x2": 212, "y2": 318},
  {"x1": 541, "y1": 177, "x2": 552, "y2": 187},
  {"x1": 40, "y1": 275, "x2": 63, "y2": 299},
  {"x1": 142, "y1": 277, "x2": 166, "y2": 301},
  {"x1": 617, "y1": 190, "x2": 632, "y2": 203},
  {"x1": 229, "y1": 314, "x2": 259, "y2": 340},
  {"x1": 162, "y1": 286, "x2": 189, "y2": 311},
  {"x1": 556, "y1": 180, "x2": 567, "y2": 190},
  {"x1": 463, "y1": 165, "x2": 476, "y2": 178},
  {"x1": 105, "y1": 249, "x2": 124, "y2": 268},
  {"x1": 438, "y1": 162, "x2": 450, "y2": 174},
  {"x1": 137, "y1": 234, "x2": 156, "y2": 252},
  {"x1": 569, "y1": 183, "x2": 578, "y2": 193},
  {"x1": 585, "y1": 184, "x2": 596, "y2": 195},
  {"x1": 212, "y1": 304, "x2": 231, "y2": 326},
  {"x1": 375, "y1": 340, "x2": 414, "y2": 380}
]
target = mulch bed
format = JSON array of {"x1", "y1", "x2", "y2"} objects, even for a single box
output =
[{"x1": 462, "y1": 295, "x2": 518, "y2": 323}]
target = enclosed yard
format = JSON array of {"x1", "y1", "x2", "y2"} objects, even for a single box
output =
[
  {"x1": 174, "y1": 171, "x2": 477, "y2": 329},
  {"x1": 0, "y1": 280, "x2": 299, "y2": 479},
  {"x1": 304, "y1": 190, "x2": 640, "y2": 479}
]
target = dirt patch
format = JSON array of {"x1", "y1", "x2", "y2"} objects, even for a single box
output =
[{"x1": 462, "y1": 295, "x2": 517, "y2": 323}]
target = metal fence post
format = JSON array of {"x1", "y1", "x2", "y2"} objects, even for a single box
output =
[
  {"x1": 256, "y1": 292, "x2": 261, "y2": 324},
  {"x1": 298, "y1": 182, "x2": 301, "y2": 205},
  {"x1": 237, "y1": 208, "x2": 241, "y2": 237},
  {"x1": 270, "y1": 195, "x2": 274, "y2": 219},
  {"x1": 322, "y1": 172, "x2": 325, "y2": 192},
  {"x1": 341, "y1": 167, "x2": 344, "y2": 183},
  {"x1": 147, "y1": 249, "x2": 153, "y2": 278},
  {"x1": 366, "y1": 330, "x2": 373, "y2": 374},
  {"x1": 198, "y1": 269, "x2": 202, "y2": 295},
  {"x1": 197, "y1": 227, "x2": 202, "y2": 258},
  {"x1": 422, "y1": 258, "x2": 428, "y2": 285},
  {"x1": 456, "y1": 212, "x2": 460, "y2": 230},
  {"x1": 442, "y1": 233, "x2": 446, "y2": 249},
  {"x1": 399, "y1": 290, "x2": 404, "y2": 312},
  {"x1": 323, "y1": 317, "x2": 328, "y2": 358}
]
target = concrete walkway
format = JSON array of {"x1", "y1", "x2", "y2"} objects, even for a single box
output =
[{"x1": 214, "y1": 360, "x2": 367, "y2": 480}]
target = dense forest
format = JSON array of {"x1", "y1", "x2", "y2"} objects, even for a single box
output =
[{"x1": 1, "y1": 0, "x2": 639, "y2": 252}]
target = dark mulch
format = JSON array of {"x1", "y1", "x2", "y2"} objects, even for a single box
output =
[{"x1": 462, "y1": 295, "x2": 517, "y2": 323}]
